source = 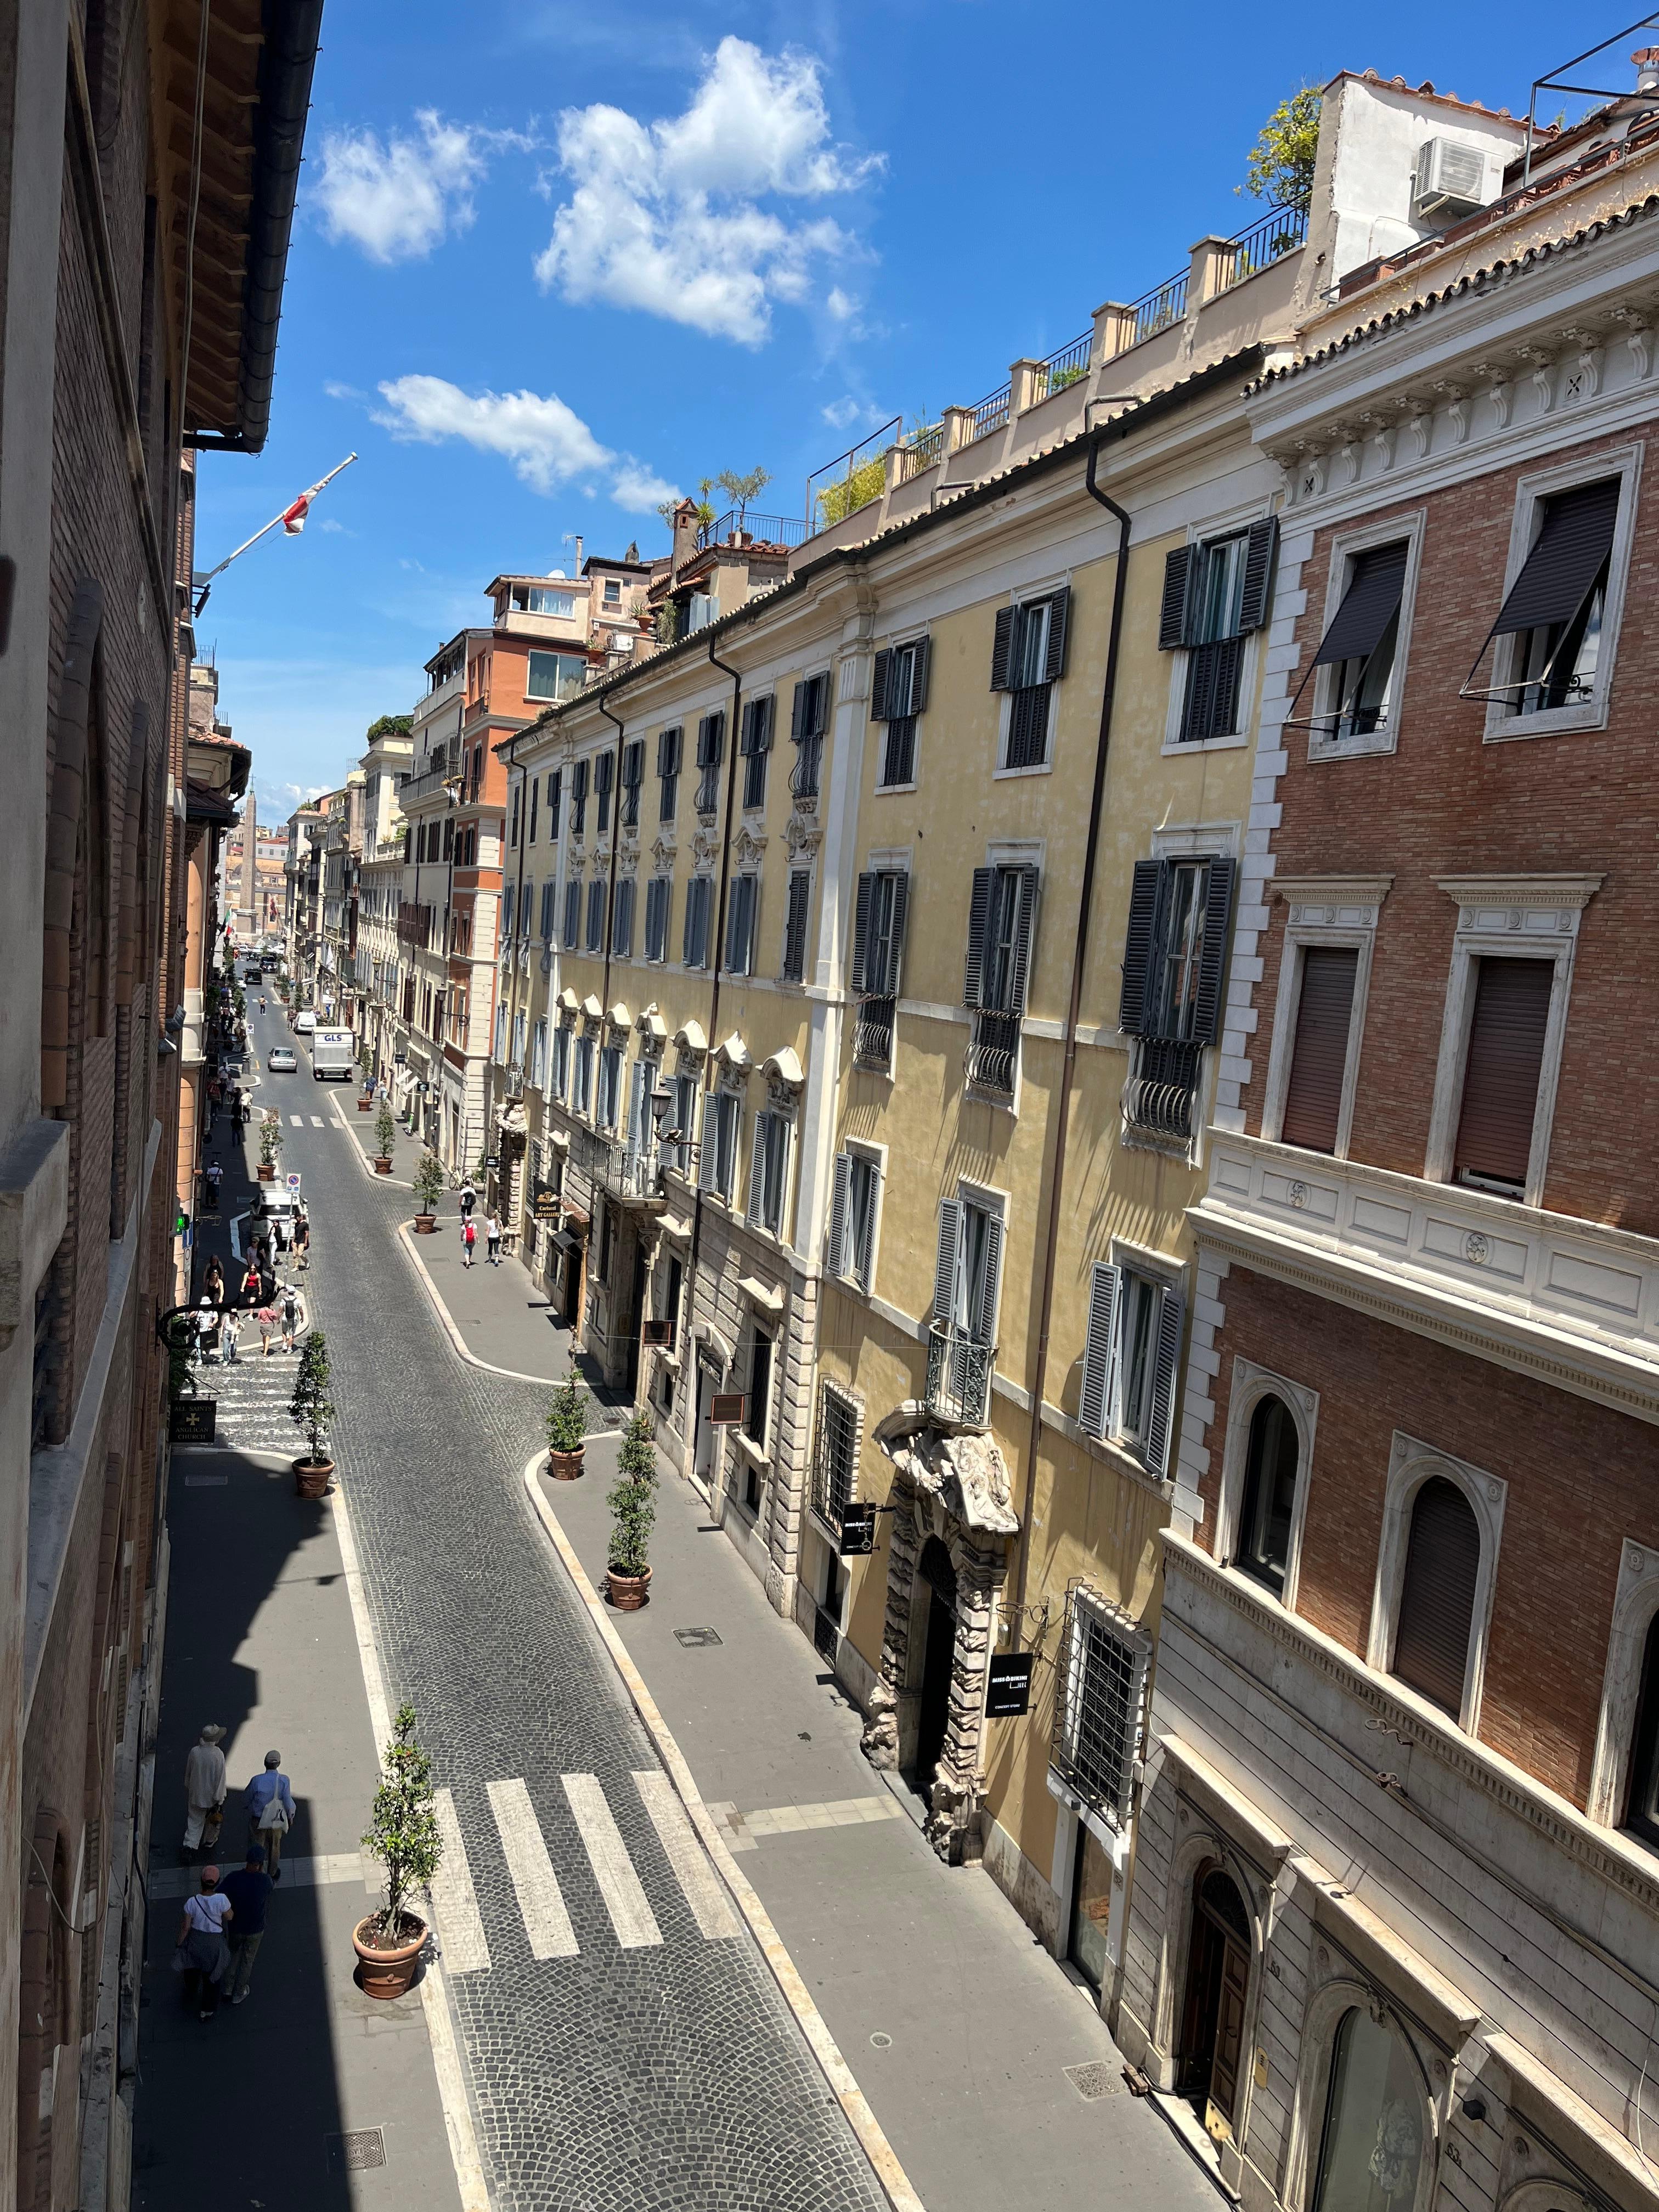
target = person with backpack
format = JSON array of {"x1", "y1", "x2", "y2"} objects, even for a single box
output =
[
  {"x1": 280, "y1": 1286, "x2": 304, "y2": 1353},
  {"x1": 458, "y1": 1178, "x2": 477, "y2": 1222},
  {"x1": 486, "y1": 1211, "x2": 503, "y2": 1266},
  {"x1": 461, "y1": 1214, "x2": 477, "y2": 1268}
]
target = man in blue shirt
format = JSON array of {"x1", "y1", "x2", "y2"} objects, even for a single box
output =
[
  {"x1": 221, "y1": 1846, "x2": 273, "y2": 2004},
  {"x1": 244, "y1": 1750, "x2": 297, "y2": 1879}
]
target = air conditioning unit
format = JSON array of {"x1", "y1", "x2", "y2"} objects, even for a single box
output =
[{"x1": 1413, "y1": 137, "x2": 1489, "y2": 221}]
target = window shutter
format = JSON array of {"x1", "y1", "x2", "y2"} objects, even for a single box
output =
[
  {"x1": 614, "y1": 878, "x2": 635, "y2": 958},
  {"x1": 1189, "y1": 857, "x2": 1238, "y2": 1046},
  {"x1": 1238, "y1": 515, "x2": 1280, "y2": 634},
  {"x1": 755, "y1": 696, "x2": 773, "y2": 751},
  {"x1": 563, "y1": 882, "x2": 580, "y2": 947},
  {"x1": 682, "y1": 881, "x2": 698, "y2": 966},
  {"x1": 748, "y1": 1115, "x2": 769, "y2": 1223},
  {"x1": 698, "y1": 1102, "x2": 719, "y2": 1192},
  {"x1": 827, "y1": 1153, "x2": 851, "y2": 1277},
  {"x1": 783, "y1": 869, "x2": 810, "y2": 982},
  {"x1": 963, "y1": 867, "x2": 994, "y2": 1009},
  {"x1": 990, "y1": 606, "x2": 1015, "y2": 691},
  {"x1": 975, "y1": 1213, "x2": 1005, "y2": 1346},
  {"x1": 726, "y1": 877, "x2": 755, "y2": 973},
  {"x1": 884, "y1": 871, "x2": 910, "y2": 996},
  {"x1": 1159, "y1": 547, "x2": 1194, "y2": 650},
  {"x1": 1391, "y1": 1477, "x2": 1480, "y2": 1715},
  {"x1": 871, "y1": 650, "x2": 893, "y2": 722},
  {"x1": 932, "y1": 1199, "x2": 962, "y2": 1323},
  {"x1": 855, "y1": 1169, "x2": 877, "y2": 1290},
  {"x1": 1143, "y1": 1284, "x2": 1186, "y2": 1477},
  {"x1": 909, "y1": 634, "x2": 932, "y2": 715},
  {"x1": 1313, "y1": 544, "x2": 1409, "y2": 667},
  {"x1": 1281, "y1": 946, "x2": 1358, "y2": 1154},
  {"x1": 657, "y1": 727, "x2": 679, "y2": 775},
  {"x1": 1079, "y1": 1261, "x2": 1120, "y2": 1438},
  {"x1": 1043, "y1": 586, "x2": 1071, "y2": 681},
  {"x1": 540, "y1": 881, "x2": 556, "y2": 939},
  {"x1": 595, "y1": 752, "x2": 614, "y2": 798},
  {"x1": 1007, "y1": 866, "x2": 1040, "y2": 1014},
  {"x1": 851, "y1": 872, "x2": 875, "y2": 992},
  {"x1": 1453, "y1": 957, "x2": 1553, "y2": 1191},
  {"x1": 1492, "y1": 478, "x2": 1620, "y2": 635},
  {"x1": 790, "y1": 681, "x2": 808, "y2": 740}
]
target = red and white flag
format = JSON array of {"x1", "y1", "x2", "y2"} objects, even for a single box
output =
[{"x1": 281, "y1": 490, "x2": 312, "y2": 535}]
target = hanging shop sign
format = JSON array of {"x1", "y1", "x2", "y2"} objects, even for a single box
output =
[
  {"x1": 985, "y1": 1651, "x2": 1036, "y2": 1718},
  {"x1": 170, "y1": 1398, "x2": 218, "y2": 1444},
  {"x1": 837, "y1": 1502, "x2": 877, "y2": 1558},
  {"x1": 708, "y1": 1392, "x2": 746, "y2": 1427},
  {"x1": 531, "y1": 1184, "x2": 562, "y2": 1222}
]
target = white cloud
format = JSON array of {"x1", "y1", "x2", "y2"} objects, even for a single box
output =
[
  {"x1": 372, "y1": 375, "x2": 612, "y2": 494},
  {"x1": 535, "y1": 37, "x2": 881, "y2": 345},
  {"x1": 314, "y1": 111, "x2": 523, "y2": 263},
  {"x1": 611, "y1": 461, "x2": 680, "y2": 512},
  {"x1": 826, "y1": 286, "x2": 854, "y2": 320},
  {"x1": 323, "y1": 379, "x2": 364, "y2": 400},
  {"x1": 317, "y1": 517, "x2": 347, "y2": 534},
  {"x1": 821, "y1": 396, "x2": 888, "y2": 432}
]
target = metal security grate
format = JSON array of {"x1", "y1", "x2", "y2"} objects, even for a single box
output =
[
  {"x1": 325, "y1": 2130, "x2": 386, "y2": 2174},
  {"x1": 673, "y1": 1627, "x2": 723, "y2": 1649},
  {"x1": 1052, "y1": 1583, "x2": 1149, "y2": 1830},
  {"x1": 1065, "y1": 2061, "x2": 1118, "y2": 2102},
  {"x1": 811, "y1": 1385, "x2": 860, "y2": 1532}
]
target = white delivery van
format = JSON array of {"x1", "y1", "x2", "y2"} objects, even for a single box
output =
[{"x1": 311, "y1": 1027, "x2": 357, "y2": 1081}]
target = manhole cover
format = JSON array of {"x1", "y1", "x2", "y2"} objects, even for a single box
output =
[
  {"x1": 870, "y1": 2032, "x2": 892, "y2": 2049},
  {"x1": 673, "y1": 1626, "x2": 723, "y2": 1647},
  {"x1": 1064, "y1": 2061, "x2": 1116, "y2": 2102},
  {"x1": 325, "y1": 2129, "x2": 386, "y2": 2174}
]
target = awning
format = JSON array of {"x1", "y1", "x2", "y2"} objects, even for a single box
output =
[
  {"x1": 551, "y1": 1228, "x2": 582, "y2": 1255},
  {"x1": 1491, "y1": 477, "x2": 1618, "y2": 635},
  {"x1": 1312, "y1": 543, "x2": 1407, "y2": 666}
]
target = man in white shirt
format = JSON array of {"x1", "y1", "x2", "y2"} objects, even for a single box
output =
[{"x1": 182, "y1": 1724, "x2": 227, "y2": 1859}]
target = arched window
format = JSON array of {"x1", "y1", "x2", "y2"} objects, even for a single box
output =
[
  {"x1": 1392, "y1": 1477, "x2": 1480, "y2": 1717},
  {"x1": 1236, "y1": 1393, "x2": 1299, "y2": 1595},
  {"x1": 1625, "y1": 1610, "x2": 1659, "y2": 1850},
  {"x1": 1312, "y1": 2006, "x2": 1426, "y2": 2212}
]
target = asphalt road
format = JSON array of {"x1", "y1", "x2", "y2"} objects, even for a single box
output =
[{"x1": 244, "y1": 1002, "x2": 885, "y2": 2212}]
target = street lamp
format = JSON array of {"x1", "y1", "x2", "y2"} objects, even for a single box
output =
[{"x1": 648, "y1": 1084, "x2": 675, "y2": 1193}]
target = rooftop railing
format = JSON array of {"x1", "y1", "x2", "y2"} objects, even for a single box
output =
[
  {"x1": 1128, "y1": 268, "x2": 1189, "y2": 346},
  {"x1": 805, "y1": 417, "x2": 901, "y2": 535},
  {"x1": 897, "y1": 422, "x2": 945, "y2": 483},
  {"x1": 1029, "y1": 331, "x2": 1093, "y2": 405},
  {"x1": 962, "y1": 384, "x2": 1012, "y2": 443},
  {"x1": 696, "y1": 509, "x2": 809, "y2": 550},
  {"x1": 1216, "y1": 203, "x2": 1309, "y2": 292}
]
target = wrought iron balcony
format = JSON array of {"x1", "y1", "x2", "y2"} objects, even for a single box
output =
[
  {"x1": 503, "y1": 1063, "x2": 524, "y2": 1101},
  {"x1": 966, "y1": 1009, "x2": 1021, "y2": 1099},
  {"x1": 1122, "y1": 1035, "x2": 1204, "y2": 1150},
  {"x1": 853, "y1": 994, "x2": 896, "y2": 1071},
  {"x1": 924, "y1": 1322, "x2": 994, "y2": 1427}
]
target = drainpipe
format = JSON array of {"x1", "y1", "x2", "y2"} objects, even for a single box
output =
[{"x1": 1010, "y1": 437, "x2": 1131, "y2": 1655}]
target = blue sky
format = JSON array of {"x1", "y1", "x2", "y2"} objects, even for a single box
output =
[{"x1": 198, "y1": 0, "x2": 1609, "y2": 820}]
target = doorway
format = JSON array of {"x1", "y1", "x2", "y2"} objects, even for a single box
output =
[
  {"x1": 624, "y1": 1245, "x2": 646, "y2": 1398},
  {"x1": 1068, "y1": 1822, "x2": 1115, "y2": 1993},
  {"x1": 911, "y1": 1537, "x2": 957, "y2": 1796},
  {"x1": 693, "y1": 1353, "x2": 721, "y2": 1492},
  {"x1": 1176, "y1": 1864, "x2": 1251, "y2": 2129}
]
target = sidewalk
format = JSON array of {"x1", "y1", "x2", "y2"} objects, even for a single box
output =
[
  {"x1": 332, "y1": 1091, "x2": 432, "y2": 1188},
  {"x1": 133, "y1": 1443, "x2": 462, "y2": 2211},
  {"x1": 531, "y1": 1438, "x2": 1219, "y2": 2212}
]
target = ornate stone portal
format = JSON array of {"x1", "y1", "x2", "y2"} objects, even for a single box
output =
[{"x1": 859, "y1": 1412, "x2": 1019, "y2": 1863}]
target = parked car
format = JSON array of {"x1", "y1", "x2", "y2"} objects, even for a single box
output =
[
  {"x1": 293, "y1": 1009, "x2": 316, "y2": 1034},
  {"x1": 267, "y1": 1047, "x2": 297, "y2": 1073},
  {"x1": 251, "y1": 1189, "x2": 301, "y2": 1249}
]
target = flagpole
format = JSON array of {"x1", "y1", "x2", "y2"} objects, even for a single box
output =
[{"x1": 192, "y1": 451, "x2": 358, "y2": 613}]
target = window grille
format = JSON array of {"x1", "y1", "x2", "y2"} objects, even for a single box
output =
[
  {"x1": 812, "y1": 1383, "x2": 860, "y2": 1532},
  {"x1": 1051, "y1": 1583, "x2": 1149, "y2": 1831}
]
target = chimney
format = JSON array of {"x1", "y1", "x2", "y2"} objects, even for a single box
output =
[
  {"x1": 670, "y1": 498, "x2": 699, "y2": 582},
  {"x1": 1637, "y1": 46, "x2": 1659, "y2": 94}
]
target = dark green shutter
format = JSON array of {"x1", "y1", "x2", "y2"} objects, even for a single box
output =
[
  {"x1": 851, "y1": 872, "x2": 874, "y2": 992},
  {"x1": 990, "y1": 607, "x2": 1015, "y2": 691},
  {"x1": 1044, "y1": 586, "x2": 1071, "y2": 681},
  {"x1": 1238, "y1": 516, "x2": 1280, "y2": 633},
  {"x1": 1159, "y1": 548, "x2": 1193, "y2": 651},
  {"x1": 963, "y1": 867, "x2": 994, "y2": 1008},
  {"x1": 1119, "y1": 859, "x2": 1163, "y2": 1035},
  {"x1": 884, "y1": 871, "x2": 910, "y2": 995},
  {"x1": 871, "y1": 650, "x2": 892, "y2": 721},
  {"x1": 910, "y1": 635, "x2": 932, "y2": 715},
  {"x1": 1190, "y1": 857, "x2": 1238, "y2": 1046},
  {"x1": 1007, "y1": 867, "x2": 1039, "y2": 1013}
]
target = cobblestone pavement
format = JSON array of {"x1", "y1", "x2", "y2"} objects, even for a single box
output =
[{"x1": 245, "y1": 1011, "x2": 886, "y2": 2212}]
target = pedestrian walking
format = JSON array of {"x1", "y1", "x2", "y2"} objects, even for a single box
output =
[
  {"x1": 256, "y1": 1305, "x2": 277, "y2": 1357},
  {"x1": 221, "y1": 1308, "x2": 241, "y2": 1364},
  {"x1": 180, "y1": 1725, "x2": 227, "y2": 1859},
  {"x1": 486, "y1": 1212, "x2": 502, "y2": 1265},
  {"x1": 240, "y1": 1259, "x2": 262, "y2": 1306},
  {"x1": 459, "y1": 1178, "x2": 477, "y2": 1220},
  {"x1": 193, "y1": 1297, "x2": 219, "y2": 1366},
  {"x1": 175, "y1": 1866, "x2": 233, "y2": 2019},
  {"x1": 245, "y1": 1751, "x2": 297, "y2": 1880},
  {"x1": 280, "y1": 1286, "x2": 304, "y2": 1353},
  {"x1": 222, "y1": 1846, "x2": 273, "y2": 2002},
  {"x1": 461, "y1": 1215, "x2": 477, "y2": 1268},
  {"x1": 240, "y1": 1092, "x2": 252, "y2": 1128},
  {"x1": 202, "y1": 1257, "x2": 224, "y2": 1304},
  {"x1": 204, "y1": 1160, "x2": 222, "y2": 1210},
  {"x1": 294, "y1": 1207, "x2": 311, "y2": 1271}
]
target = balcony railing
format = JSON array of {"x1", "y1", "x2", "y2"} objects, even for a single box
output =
[
  {"x1": 503, "y1": 1063, "x2": 524, "y2": 1100},
  {"x1": 805, "y1": 417, "x2": 901, "y2": 538},
  {"x1": 897, "y1": 423, "x2": 945, "y2": 482},
  {"x1": 1129, "y1": 268, "x2": 1188, "y2": 345},
  {"x1": 966, "y1": 1009, "x2": 1021, "y2": 1098},
  {"x1": 963, "y1": 384, "x2": 1011, "y2": 443},
  {"x1": 853, "y1": 994, "x2": 896, "y2": 1070},
  {"x1": 924, "y1": 1322, "x2": 995, "y2": 1428},
  {"x1": 1122, "y1": 1034, "x2": 1204, "y2": 1149},
  {"x1": 790, "y1": 735, "x2": 824, "y2": 802},
  {"x1": 1216, "y1": 203, "x2": 1309, "y2": 292},
  {"x1": 1029, "y1": 332, "x2": 1092, "y2": 405},
  {"x1": 696, "y1": 509, "x2": 808, "y2": 551}
]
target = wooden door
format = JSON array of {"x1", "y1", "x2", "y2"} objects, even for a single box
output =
[{"x1": 1210, "y1": 1937, "x2": 1249, "y2": 2121}]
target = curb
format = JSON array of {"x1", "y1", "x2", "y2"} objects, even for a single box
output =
[
  {"x1": 328, "y1": 1090, "x2": 415, "y2": 1188},
  {"x1": 520, "y1": 1454, "x2": 926, "y2": 2212},
  {"x1": 398, "y1": 1221, "x2": 572, "y2": 1392}
]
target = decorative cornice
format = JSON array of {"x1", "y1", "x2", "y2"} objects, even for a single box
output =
[
  {"x1": 1436, "y1": 873, "x2": 1604, "y2": 912},
  {"x1": 1275, "y1": 875, "x2": 1394, "y2": 907}
]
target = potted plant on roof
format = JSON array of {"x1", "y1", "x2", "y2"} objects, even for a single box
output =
[
  {"x1": 606, "y1": 1410, "x2": 658, "y2": 1609},
  {"x1": 257, "y1": 1109, "x2": 283, "y2": 1183},
  {"x1": 287, "y1": 1328, "x2": 336, "y2": 1498},
  {"x1": 412, "y1": 1151, "x2": 444, "y2": 1232},
  {"x1": 546, "y1": 1359, "x2": 589, "y2": 1480},
  {"x1": 354, "y1": 1703, "x2": 440, "y2": 2000},
  {"x1": 373, "y1": 1098, "x2": 397, "y2": 1174}
]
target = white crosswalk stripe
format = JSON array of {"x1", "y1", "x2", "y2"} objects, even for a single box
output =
[
  {"x1": 289, "y1": 1114, "x2": 303, "y2": 1127},
  {"x1": 563, "y1": 1773, "x2": 661, "y2": 1949},
  {"x1": 634, "y1": 1772, "x2": 738, "y2": 1939},
  {"x1": 430, "y1": 1787, "x2": 491, "y2": 1973},
  {"x1": 487, "y1": 1779, "x2": 578, "y2": 1959},
  {"x1": 309, "y1": 1115, "x2": 325, "y2": 1127}
]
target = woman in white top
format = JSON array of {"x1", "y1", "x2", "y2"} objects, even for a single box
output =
[{"x1": 177, "y1": 1868, "x2": 233, "y2": 2019}]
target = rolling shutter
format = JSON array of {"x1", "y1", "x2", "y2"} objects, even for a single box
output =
[
  {"x1": 1313, "y1": 544, "x2": 1409, "y2": 667},
  {"x1": 1238, "y1": 514, "x2": 1280, "y2": 633},
  {"x1": 909, "y1": 636, "x2": 932, "y2": 714},
  {"x1": 1492, "y1": 478, "x2": 1620, "y2": 635},
  {"x1": 851, "y1": 872, "x2": 875, "y2": 992},
  {"x1": 1189, "y1": 857, "x2": 1238, "y2": 1047},
  {"x1": 1119, "y1": 860, "x2": 1163, "y2": 1035},
  {"x1": 1453, "y1": 957, "x2": 1552, "y2": 1191},
  {"x1": 871, "y1": 650, "x2": 893, "y2": 722},
  {"x1": 1281, "y1": 946, "x2": 1358, "y2": 1154},
  {"x1": 1043, "y1": 586, "x2": 1071, "y2": 682},
  {"x1": 827, "y1": 1154, "x2": 850, "y2": 1278},
  {"x1": 1392, "y1": 1477, "x2": 1480, "y2": 1715},
  {"x1": 963, "y1": 867, "x2": 994, "y2": 1009},
  {"x1": 1143, "y1": 1284, "x2": 1185, "y2": 1478},
  {"x1": 990, "y1": 607, "x2": 1015, "y2": 691},
  {"x1": 975, "y1": 1214, "x2": 1005, "y2": 1345},
  {"x1": 932, "y1": 1199, "x2": 962, "y2": 1323},
  {"x1": 782, "y1": 870, "x2": 810, "y2": 982},
  {"x1": 883, "y1": 872, "x2": 910, "y2": 995},
  {"x1": 1006, "y1": 867, "x2": 1040, "y2": 1014},
  {"x1": 1158, "y1": 547, "x2": 1194, "y2": 650},
  {"x1": 1078, "y1": 1261, "x2": 1120, "y2": 1438}
]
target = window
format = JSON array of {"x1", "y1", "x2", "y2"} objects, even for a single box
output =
[
  {"x1": 702, "y1": 1091, "x2": 740, "y2": 1200},
  {"x1": 872, "y1": 636, "x2": 931, "y2": 788},
  {"x1": 518, "y1": 585, "x2": 573, "y2": 616},
  {"x1": 740, "y1": 696, "x2": 774, "y2": 810},
  {"x1": 991, "y1": 590, "x2": 1068, "y2": 769},
  {"x1": 528, "y1": 778, "x2": 539, "y2": 844},
  {"x1": 493, "y1": 1002, "x2": 507, "y2": 1062},
  {"x1": 789, "y1": 673, "x2": 830, "y2": 798},
  {"x1": 1234, "y1": 1395, "x2": 1299, "y2": 1595},
  {"x1": 1118, "y1": 854, "x2": 1236, "y2": 1149},
  {"x1": 530, "y1": 1018, "x2": 548, "y2": 1090},
  {"x1": 562, "y1": 880, "x2": 581, "y2": 949},
  {"x1": 1625, "y1": 1613, "x2": 1659, "y2": 1850},
  {"x1": 781, "y1": 870, "x2": 811, "y2": 984},
  {"x1": 539, "y1": 879, "x2": 557, "y2": 943},
  {"x1": 572, "y1": 1033, "x2": 594, "y2": 1115},
  {"x1": 812, "y1": 1381, "x2": 860, "y2": 1532},
  {"x1": 585, "y1": 879, "x2": 606, "y2": 953},
  {"x1": 1311, "y1": 2011, "x2": 1426, "y2": 2212},
  {"x1": 657, "y1": 726, "x2": 681, "y2": 821},
  {"x1": 827, "y1": 1150, "x2": 879, "y2": 1293},
  {"x1": 1077, "y1": 1258, "x2": 1185, "y2": 1477},
  {"x1": 1391, "y1": 1476, "x2": 1480, "y2": 1716},
  {"x1": 1051, "y1": 1585, "x2": 1149, "y2": 1831},
  {"x1": 726, "y1": 874, "x2": 757, "y2": 975},
  {"x1": 511, "y1": 1008, "x2": 527, "y2": 1068},
  {"x1": 509, "y1": 785, "x2": 521, "y2": 849},
  {"x1": 620, "y1": 740, "x2": 644, "y2": 830},
  {"x1": 613, "y1": 877, "x2": 635, "y2": 958},
  {"x1": 744, "y1": 1329, "x2": 773, "y2": 1450},
  {"x1": 1465, "y1": 476, "x2": 1621, "y2": 722},
  {"x1": 748, "y1": 1110, "x2": 789, "y2": 1234},
  {"x1": 682, "y1": 876, "x2": 713, "y2": 969},
  {"x1": 932, "y1": 1195, "x2": 1004, "y2": 1427},
  {"x1": 597, "y1": 1043, "x2": 622, "y2": 1130},
  {"x1": 552, "y1": 1021, "x2": 571, "y2": 1100},
  {"x1": 548, "y1": 769, "x2": 561, "y2": 840},
  {"x1": 520, "y1": 881, "x2": 535, "y2": 936},
  {"x1": 963, "y1": 863, "x2": 1038, "y2": 1099},
  {"x1": 668, "y1": 1073, "x2": 698, "y2": 1174},
  {"x1": 570, "y1": 758, "x2": 589, "y2": 836},
  {"x1": 1280, "y1": 946, "x2": 1358, "y2": 1155},
  {"x1": 1452, "y1": 956, "x2": 1553, "y2": 1196},
  {"x1": 644, "y1": 877, "x2": 671, "y2": 963},
  {"x1": 602, "y1": 577, "x2": 621, "y2": 606},
  {"x1": 1158, "y1": 517, "x2": 1277, "y2": 743},
  {"x1": 694, "y1": 713, "x2": 725, "y2": 814},
  {"x1": 526, "y1": 651, "x2": 586, "y2": 702},
  {"x1": 851, "y1": 868, "x2": 909, "y2": 1070},
  {"x1": 594, "y1": 751, "x2": 614, "y2": 833},
  {"x1": 1293, "y1": 539, "x2": 1408, "y2": 746}
]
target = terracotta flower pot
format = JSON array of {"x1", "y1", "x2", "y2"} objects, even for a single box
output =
[
  {"x1": 257, "y1": 1163, "x2": 275, "y2": 1182},
  {"x1": 373, "y1": 1157, "x2": 393, "y2": 1175},
  {"x1": 607, "y1": 1563, "x2": 651, "y2": 1610},
  {"x1": 352, "y1": 1911, "x2": 426, "y2": 2000},
  {"x1": 548, "y1": 1446, "x2": 585, "y2": 1481},
  {"x1": 293, "y1": 1456, "x2": 334, "y2": 1498},
  {"x1": 357, "y1": 1096, "x2": 373, "y2": 1111},
  {"x1": 413, "y1": 1212, "x2": 438, "y2": 1233}
]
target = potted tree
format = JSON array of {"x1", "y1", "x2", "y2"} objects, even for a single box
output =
[
  {"x1": 257, "y1": 1110, "x2": 283, "y2": 1183},
  {"x1": 357, "y1": 1070, "x2": 375, "y2": 1111},
  {"x1": 546, "y1": 1361, "x2": 589, "y2": 1480},
  {"x1": 373, "y1": 1099, "x2": 397, "y2": 1174},
  {"x1": 287, "y1": 1328, "x2": 336, "y2": 1497},
  {"x1": 606, "y1": 1410, "x2": 658, "y2": 1609},
  {"x1": 353, "y1": 1703, "x2": 440, "y2": 2000},
  {"x1": 412, "y1": 1152, "x2": 444, "y2": 1231}
]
